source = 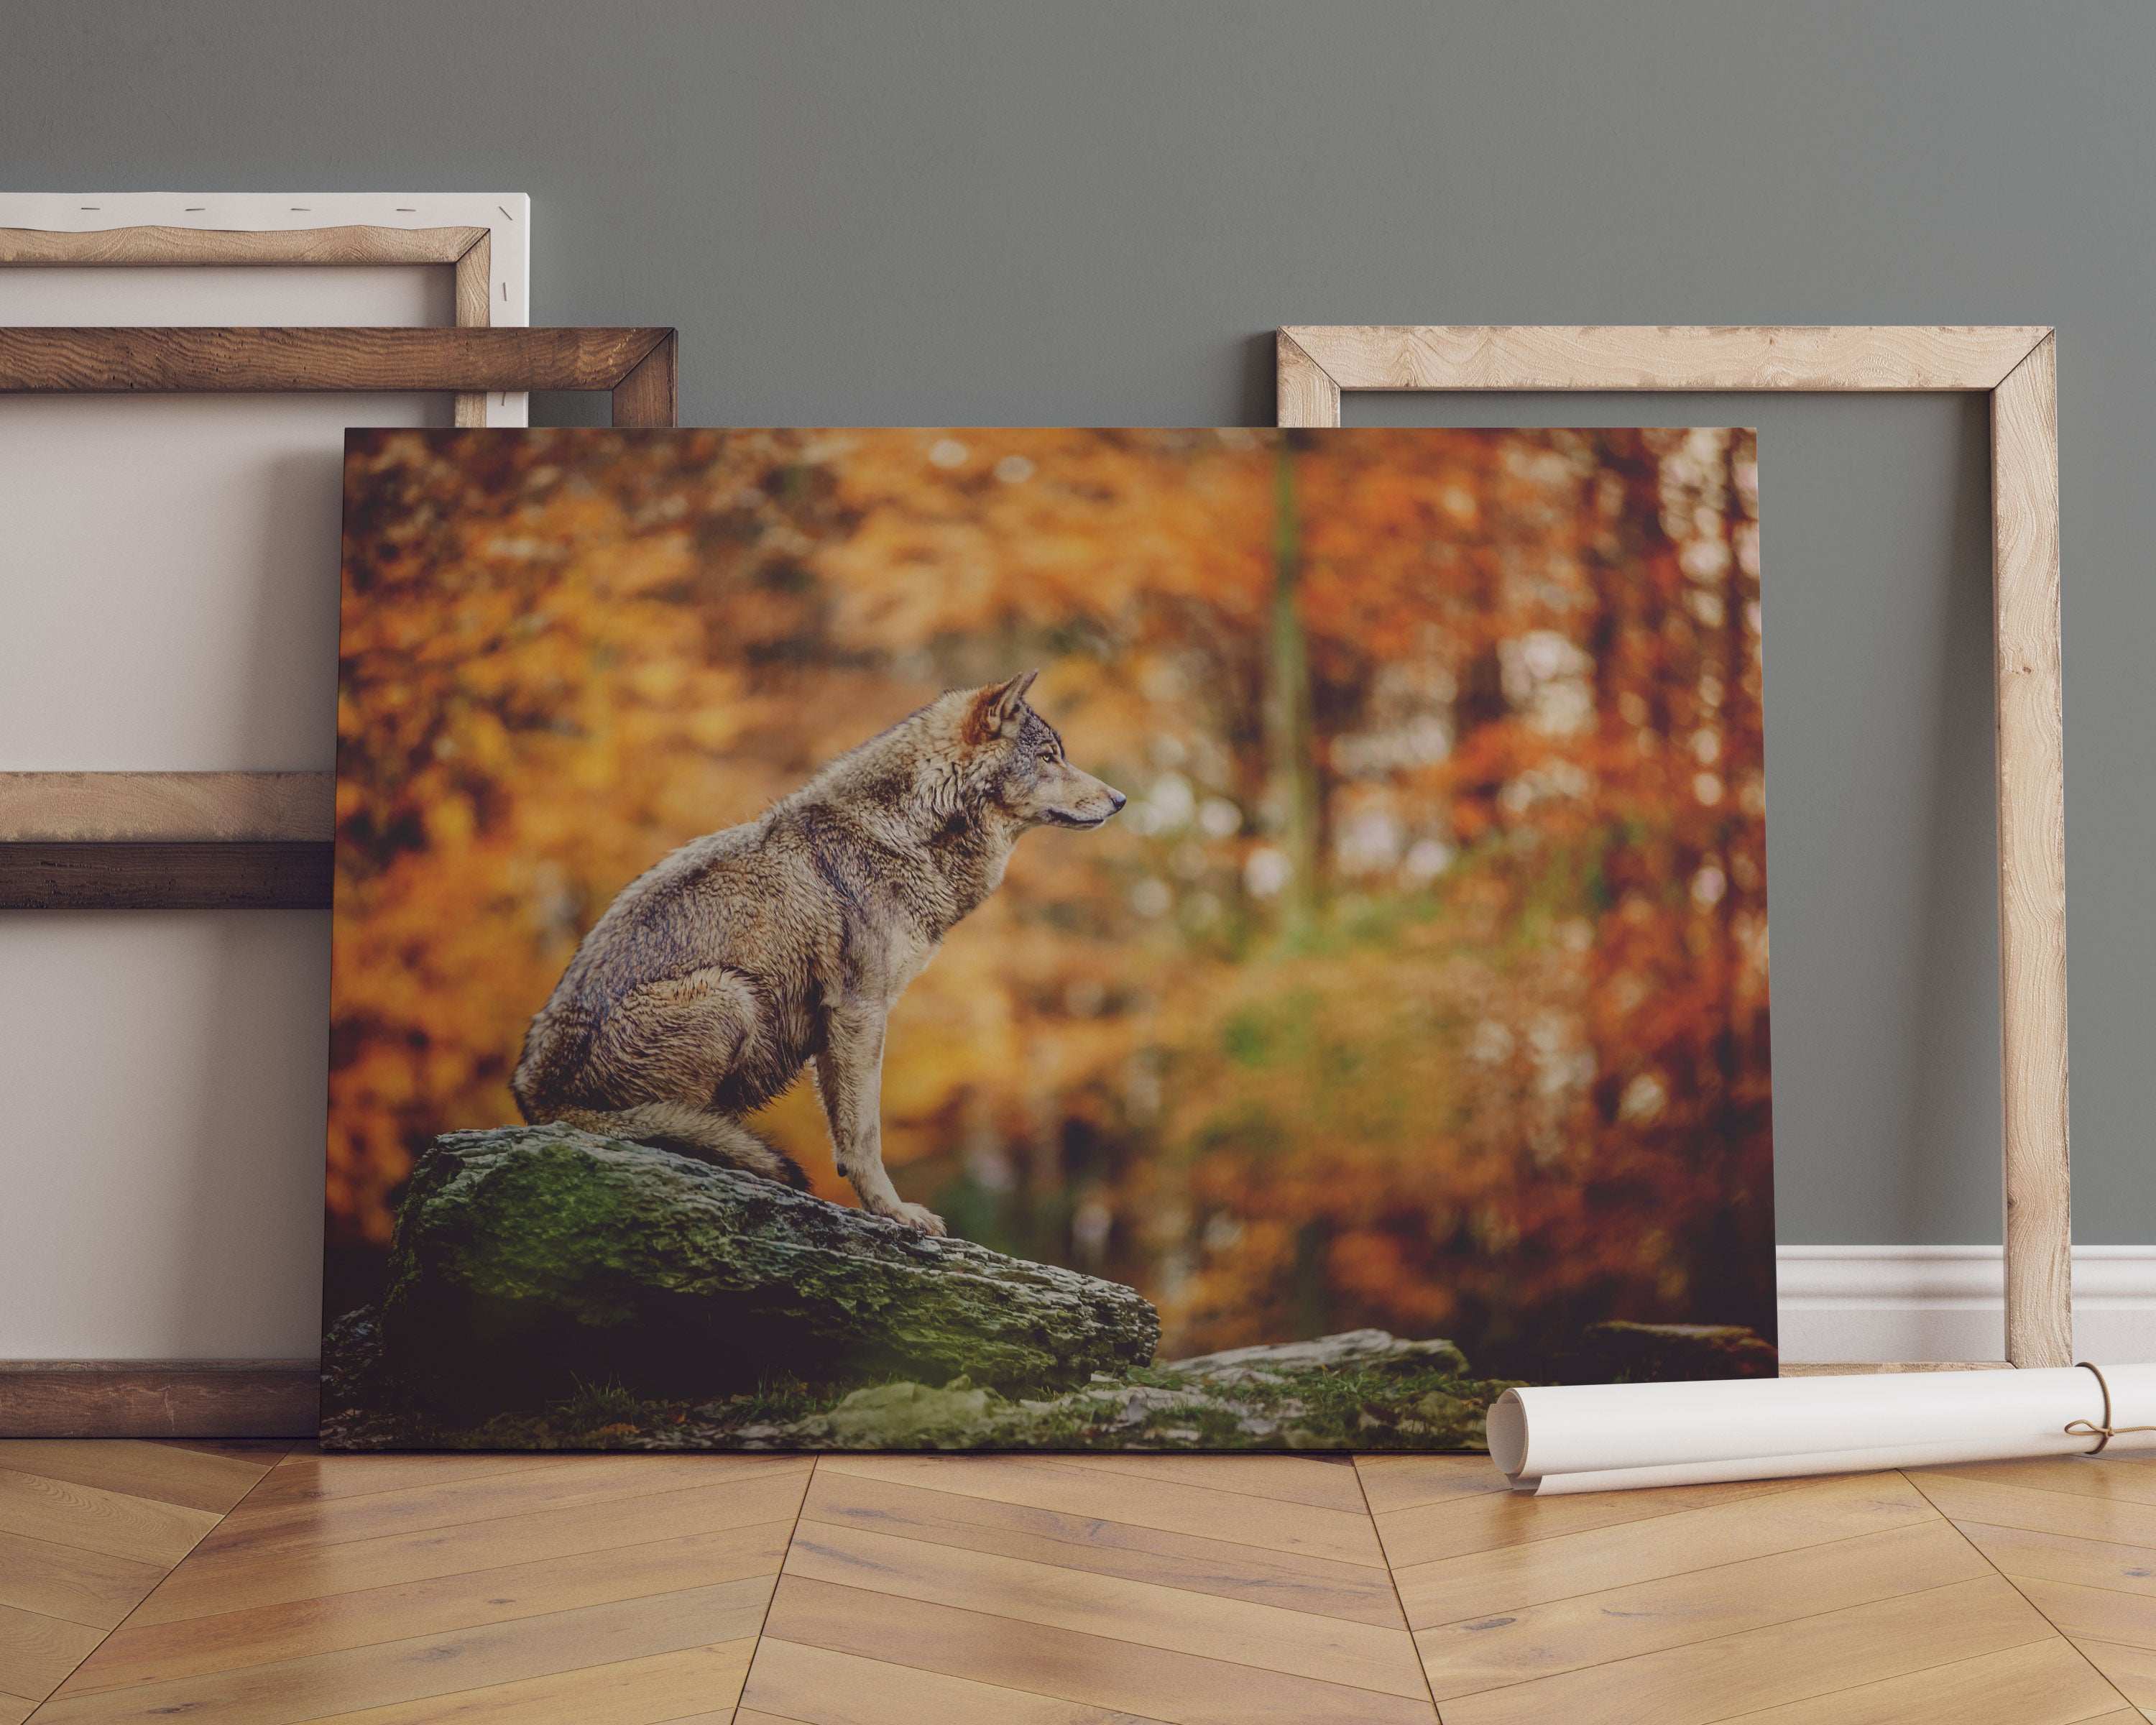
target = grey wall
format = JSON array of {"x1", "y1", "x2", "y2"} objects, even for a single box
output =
[{"x1": 4, "y1": 1, "x2": 2149, "y2": 1244}]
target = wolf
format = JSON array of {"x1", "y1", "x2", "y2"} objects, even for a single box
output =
[{"x1": 510, "y1": 671, "x2": 1125, "y2": 1234}]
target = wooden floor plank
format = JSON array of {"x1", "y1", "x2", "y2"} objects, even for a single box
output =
[
  {"x1": 1433, "y1": 1575, "x2": 2053, "y2": 1725},
  {"x1": 27, "y1": 1581, "x2": 767, "y2": 1725},
  {"x1": 1, "y1": 1689, "x2": 40, "y2": 1725},
  {"x1": 817, "y1": 1455, "x2": 1386, "y2": 1569},
  {"x1": 55, "y1": 1520, "x2": 793, "y2": 1697},
  {"x1": 1044, "y1": 1453, "x2": 1371, "y2": 1514},
  {"x1": 0, "y1": 1440, "x2": 292, "y2": 1698},
  {"x1": 1704, "y1": 1636, "x2": 2130, "y2": 1725},
  {"x1": 0, "y1": 1601, "x2": 105, "y2": 1701},
  {"x1": 1391, "y1": 1470, "x2": 1939, "y2": 1629},
  {"x1": 237, "y1": 1448, "x2": 582, "y2": 1512},
  {"x1": 43, "y1": 1444, "x2": 2141, "y2": 1725},
  {"x1": 128, "y1": 1463, "x2": 812, "y2": 1627},
  {"x1": 1912, "y1": 1471, "x2": 2156, "y2": 1549},
  {"x1": 147, "y1": 1440, "x2": 295, "y2": 1467},
  {"x1": 1955, "y1": 1519, "x2": 2156, "y2": 1603},
  {"x1": 287, "y1": 1635, "x2": 759, "y2": 1725},
  {"x1": 1351, "y1": 1455, "x2": 1506, "y2": 1518},
  {"x1": 1925, "y1": 1458, "x2": 2156, "y2": 1510},
  {"x1": 0, "y1": 1441, "x2": 273, "y2": 1516},
  {"x1": 0, "y1": 1468, "x2": 221, "y2": 1569},
  {"x1": 29, "y1": 1445, "x2": 814, "y2": 1725},
  {"x1": 2013, "y1": 1576, "x2": 2156, "y2": 1650},
  {"x1": 781, "y1": 1517, "x2": 1429, "y2": 1698},
  {"x1": 2068, "y1": 1638, "x2": 2156, "y2": 1716},
  {"x1": 758, "y1": 1573, "x2": 1437, "y2": 1725},
  {"x1": 1414, "y1": 1519, "x2": 1988, "y2": 1701},
  {"x1": 183, "y1": 1453, "x2": 778, "y2": 1566},
  {"x1": 1373, "y1": 1473, "x2": 1802, "y2": 1571},
  {"x1": 798, "y1": 1466, "x2": 1406, "y2": 1627},
  {"x1": 0, "y1": 1532, "x2": 167, "y2": 1632},
  {"x1": 742, "y1": 1634, "x2": 1174, "y2": 1723}
]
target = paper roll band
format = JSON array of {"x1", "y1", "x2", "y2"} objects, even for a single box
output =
[{"x1": 2066, "y1": 1361, "x2": 2156, "y2": 1455}]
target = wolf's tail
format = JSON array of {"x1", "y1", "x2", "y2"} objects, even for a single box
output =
[{"x1": 543, "y1": 1100, "x2": 812, "y2": 1192}]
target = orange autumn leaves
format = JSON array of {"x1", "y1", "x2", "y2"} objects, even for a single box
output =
[{"x1": 332, "y1": 426, "x2": 1771, "y2": 1371}]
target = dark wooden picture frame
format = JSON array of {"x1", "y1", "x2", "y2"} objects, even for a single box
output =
[
  {"x1": 1, "y1": 323, "x2": 679, "y2": 1435},
  {"x1": 0, "y1": 326, "x2": 680, "y2": 917},
  {"x1": 0, "y1": 325, "x2": 676, "y2": 422}
]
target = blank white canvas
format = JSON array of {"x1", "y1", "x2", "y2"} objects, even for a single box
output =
[
  {"x1": 0, "y1": 261, "x2": 456, "y2": 324},
  {"x1": 1, "y1": 208, "x2": 524, "y2": 1358},
  {"x1": 1, "y1": 390, "x2": 446, "y2": 770},
  {"x1": 0, "y1": 912, "x2": 332, "y2": 1356}
]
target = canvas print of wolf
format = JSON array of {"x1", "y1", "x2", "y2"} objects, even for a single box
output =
[{"x1": 323, "y1": 426, "x2": 1775, "y2": 1451}]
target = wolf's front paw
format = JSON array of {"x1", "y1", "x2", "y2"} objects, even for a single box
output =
[{"x1": 888, "y1": 1200, "x2": 946, "y2": 1236}]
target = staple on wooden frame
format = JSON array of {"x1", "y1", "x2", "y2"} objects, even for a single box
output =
[{"x1": 1275, "y1": 325, "x2": 2068, "y2": 1374}]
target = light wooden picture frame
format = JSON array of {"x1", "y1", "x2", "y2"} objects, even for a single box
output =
[
  {"x1": 1277, "y1": 326, "x2": 2066, "y2": 1373},
  {"x1": 1, "y1": 227, "x2": 494, "y2": 424},
  {"x1": 0, "y1": 193, "x2": 532, "y2": 424},
  {"x1": 1, "y1": 210, "x2": 517, "y2": 1435},
  {"x1": 0, "y1": 195, "x2": 535, "y2": 915}
]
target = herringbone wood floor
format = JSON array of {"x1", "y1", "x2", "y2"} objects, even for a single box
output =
[{"x1": 1, "y1": 1440, "x2": 2151, "y2": 1723}]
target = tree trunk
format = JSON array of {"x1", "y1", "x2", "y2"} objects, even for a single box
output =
[{"x1": 1265, "y1": 437, "x2": 1320, "y2": 934}]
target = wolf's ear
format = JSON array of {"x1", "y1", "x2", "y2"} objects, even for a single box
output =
[{"x1": 964, "y1": 669, "x2": 1039, "y2": 743}]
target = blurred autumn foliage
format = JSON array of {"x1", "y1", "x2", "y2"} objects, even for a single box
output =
[{"x1": 331, "y1": 425, "x2": 1772, "y2": 1373}]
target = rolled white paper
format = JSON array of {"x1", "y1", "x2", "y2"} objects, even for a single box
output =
[{"x1": 1488, "y1": 1363, "x2": 2156, "y2": 1495}]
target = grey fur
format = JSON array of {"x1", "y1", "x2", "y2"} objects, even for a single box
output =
[{"x1": 512, "y1": 673, "x2": 1125, "y2": 1233}]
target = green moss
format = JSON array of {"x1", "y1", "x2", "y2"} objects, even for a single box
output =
[
  {"x1": 375, "y1": 1128, "x2": 1162, "y2": 1404},
  {"x1": 324, "y1": 1332, "x2": 1519, "y2": 1455},
  {"x1": 331, "y1": 1128, "x2": 1525, "y2": 1456}
]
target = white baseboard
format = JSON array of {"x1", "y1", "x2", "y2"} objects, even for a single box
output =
[{"x1": 1777, "y1": 1245, "x2": 2156, "y2": 1364}]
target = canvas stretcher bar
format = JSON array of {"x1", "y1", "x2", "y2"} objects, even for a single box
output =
[{"x1": 1276, "y1": 324, "x2": 2068, "y2": 1372}]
